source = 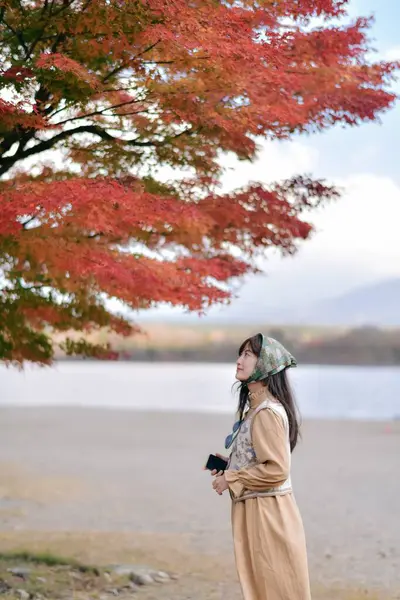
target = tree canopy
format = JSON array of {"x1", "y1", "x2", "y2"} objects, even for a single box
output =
[{"x1": 0, "y1": 0, "x2": 397, "y2": 364}]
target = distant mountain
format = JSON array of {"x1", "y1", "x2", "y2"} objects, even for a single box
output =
[
  {"x1": 138, "y1": 277, "x2": 400, "y2": 328},
  {"x1": 288, "y1": 278, "x2": 400, "y2": 327}
]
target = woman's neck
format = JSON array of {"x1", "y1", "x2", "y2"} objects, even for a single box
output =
[
  {"x1": 247, "y1": 381, "x2": 264, "y2": 395},
  {"x1": 247, "y1": 382, "x2": 268, "y2": 407}
]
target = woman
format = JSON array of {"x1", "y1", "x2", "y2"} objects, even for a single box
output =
[{"x1": 212, "y1": 333, "x2": 311, "y2": 600}]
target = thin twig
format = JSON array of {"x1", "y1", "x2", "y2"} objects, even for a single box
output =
[
  {"x1": 1, "y1": 17, "x2": 29, "y2": 55},
  {"x1": 102, "y1": 40, "x2": 161, "y2": 83},
  {"x1": 53, "y1": 99, "x2": 149, "y2": 126}
]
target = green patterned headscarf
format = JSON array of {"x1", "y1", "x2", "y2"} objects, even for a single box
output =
[{"x1": 245, "y1": 334, "x2": 297, "y2": 384}]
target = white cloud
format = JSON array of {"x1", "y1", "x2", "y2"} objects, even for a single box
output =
[
  {"x1": 384, "y1": 46, "x2": 400, "y2": 61},
  {"x1": 220, "y1": 140, "x2": 319, "y2": 192},
  {"x1": 305, "y1": 173, "x2": 400, "y2": 269},
  {"x1": 199, "y1": 171, "x2": 400, "y2": 320},
  {"x1": 298, "y1": 172, "x2": 391, "y2": 276},
  {"x1": 216, "y1": 139, "x2": 400, "y2": 283}
]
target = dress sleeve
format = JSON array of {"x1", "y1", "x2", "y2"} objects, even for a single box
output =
[{"x1": 225, "y1": 407, "x2": 290, "y2": 498}]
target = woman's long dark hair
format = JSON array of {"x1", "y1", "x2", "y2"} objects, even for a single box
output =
[{"x1": 237, "y1": 334, "x2": 301, "y2": 452}]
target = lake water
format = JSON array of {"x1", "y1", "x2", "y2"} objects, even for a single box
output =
[{"x1": 1, "y1": 362, "x2": 400, "y2": 420}]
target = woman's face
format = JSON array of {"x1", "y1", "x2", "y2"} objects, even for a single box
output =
[{"x1": 236, "y1": 342, "x2": 258, "y2": 381}]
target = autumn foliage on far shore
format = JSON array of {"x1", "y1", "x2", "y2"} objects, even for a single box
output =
[{"x1": 0, "y1": 0, "x2": 397, "y2": 364}]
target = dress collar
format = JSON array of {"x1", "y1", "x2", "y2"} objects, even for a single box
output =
[{"x1": 248, "y1": 387, "x2": 268, "y2": 408}]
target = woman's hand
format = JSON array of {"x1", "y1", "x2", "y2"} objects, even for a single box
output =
[{"x1": 212, "y1": 473, "x2": 229, "y2": 495}]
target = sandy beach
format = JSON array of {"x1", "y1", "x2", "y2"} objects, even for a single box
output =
[{"x1": 0, "y1": 407, "x2": 399, "y2": 599}]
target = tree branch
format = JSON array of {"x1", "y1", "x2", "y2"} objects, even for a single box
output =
[
  {"x1": 102, "y1": 40, "x2": 162, "y2": 83},
  {"x1": 53, "y1": 99, "x2": 149, "y2": 126},
  {"x1": 48, "y1": 0, "x2": 57, "y2": 16},
  {"x1": 0, "y1": 124, "x2": 196, "y2": 176},
  {"x1": 0, "y1": 131, "x2": 22, "y2": 156},
  {"x1": 47, "y1": 99, "x2": 78, "y2": 120},
  {"x1": 51, "y1": 0, "x2": 78, "y2": 18},
  {"x1": 0, "y1": 16, "x2": 29, "y2": 56},
  {"x1": 9, "y1": 2, "x2": 26, "y2": 16},
  {"x1": 72, "y1": 124, "x2": 195, "y2": 147},
  {"x1": 22, "y1": 215, "x2": 40, "y2": 229},
  {"x1": 141, "y1": 56, "x2": 210, "y2": 65}
]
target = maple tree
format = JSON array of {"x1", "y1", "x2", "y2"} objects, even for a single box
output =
[{"x1": 0, "y1": 0, "x2": 397, "y2": 364}]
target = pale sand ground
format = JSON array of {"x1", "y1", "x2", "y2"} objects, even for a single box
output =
[{"x1": 0, "y1": 408, "x2": 399, "y2": 599}]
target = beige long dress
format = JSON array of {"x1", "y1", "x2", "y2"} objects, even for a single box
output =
[{"x1": 225, "y1": 393, "x2": 311, "y2": 600}]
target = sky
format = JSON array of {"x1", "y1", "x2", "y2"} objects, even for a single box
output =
[{"x1": 138, "y1": 0, "x2": 400, "y2": 323}]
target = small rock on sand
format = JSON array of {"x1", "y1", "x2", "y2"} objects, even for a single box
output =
[
  {"x1": 110, "y1": 565, "x2": 172, "y2": 585},
  {"x1": 7, "y1": 568, "x2": 31, "y2": 579},
  {"x1": 0, "y1": 580, "x2": 11, "y2": 594},
  {"x1": 131, "y1": 573, "x2": 154, "y2": 586}
]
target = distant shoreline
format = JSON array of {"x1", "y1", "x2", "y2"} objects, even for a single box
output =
[{"x1": 52, "y1": 323, "x2": 400, "y2": 367}]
